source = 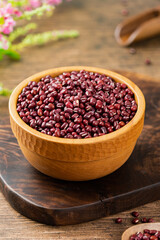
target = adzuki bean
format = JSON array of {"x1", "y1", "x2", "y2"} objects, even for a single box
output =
[
  {"x1": 130, "y1": 229, "x2": 160, "y2": 240},
  {"x1": 17, "y1": 70, "x2": 137, "y2": 139}
]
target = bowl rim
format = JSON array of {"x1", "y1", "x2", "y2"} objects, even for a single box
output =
[{"x1": 9, "y1": 66, "x2": 145, "y2": 145}]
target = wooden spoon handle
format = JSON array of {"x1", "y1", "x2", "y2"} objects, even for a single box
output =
[{"x1": 115, "y1": 6, "x2": 160, "y2": 46}]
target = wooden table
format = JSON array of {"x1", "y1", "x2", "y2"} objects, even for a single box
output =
[{"x1": 0, "y1": 0, "x2": 160, "y2": 239}]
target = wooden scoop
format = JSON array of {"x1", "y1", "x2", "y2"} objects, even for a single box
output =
[
  {"x1": 122, "y1": 222, "x2": 160, "y2": 240},
  {"x1": 115, "y1": 6, "x2": 160, "y2": 46}
]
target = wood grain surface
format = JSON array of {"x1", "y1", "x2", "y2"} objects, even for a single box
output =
[{"x1": 0, "y1": 0, "x2": 160, "y2": 239}]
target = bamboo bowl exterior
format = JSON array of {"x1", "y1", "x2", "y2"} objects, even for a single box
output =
[{"x1": 9, "y1": 66, "x2": 145, "y2": 181}]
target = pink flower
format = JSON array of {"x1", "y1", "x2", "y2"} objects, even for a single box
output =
[
  {"x1": 29, "y1": 0, "x2": 41, "y2": 8},
  {"x1": 0, "y1": 0, "x2": 66, "y2": 51},
  {"x1": 0, "y1": 3, "x2": 17, "y2": 35},
  {"x1": 0, "y1": 17, "x2": 16, "y2": 34},
  {"x1": 5, "y1": 3, "x2": 15, "y2": 15},
  {"x1": 0, "y1": 3, "x2": 21, "y2": 35},
  {"x1": 46, "y1": 0, "x2": 62, "y2": 5},
  {"x1": 14, "y1": 10, "x2": 22, "y2": 17},
  {"x1": 24, "y1": 6, "x2": 32, "y2": 11},
  {"x1": 0, "y1": 3, "x2": 14, "y2": 16},
  {"x1": 27, "y1": 0, "x2": 63, "y2": 9}
]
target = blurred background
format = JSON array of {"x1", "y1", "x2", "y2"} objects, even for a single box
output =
[{"x1": 0, "y1": 0, "x2": 160, "y2": 94}]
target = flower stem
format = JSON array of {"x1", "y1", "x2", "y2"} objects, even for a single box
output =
[
  {"x1": 16, "y1": 4, "x2": 54, "y2": 20},
  {"x1": 9, "y1": 23, "x2": 37, "y2": 42},
  {"x1": 12, "y1": 30, "x2": 79, "y2": 50}
]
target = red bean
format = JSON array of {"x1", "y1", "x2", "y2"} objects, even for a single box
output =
[
  {"x1": 22, "y1": 116, "x2": 28, "y2": 123},
  {"x1": 37, "y1": 109, "x2": 43, "y2": 116},
  {"x1": 132, "y1": 218, "x2": 139, "y2": 224},
  {"x1": 150, "y1": 236, "x2": 158, "y2": 240},
  {"x1": 73, "y1": 100, "x2": 79, "y2": 107},
  {"x1": 148, "y1": 218, "x2": 154, "y2": 223},
  {"x1": 90, "y1": 97, "x2": 96, "y2": 106},
  {"x1": 130, "y1": 229, "x2": 160, "y2": 240},
  {"x1": 115, "y1": 218, "x2": 122, "y2": 224},
  {"x1": 66, "y1": 101, "x2": 73, "y2": 108},
  {"x1": 141, "y1": 218, "x2": 147, "y2": 223},
  {"x1": 28, "y1": 102, "x2": 36, "y2": 109},
  {"x1": 54, "y1": 129, "x2": 61, "y2": 137},
  {"x1": 132, "y1": 211, "x2": 139, "y2": 217},
  {"x1": 131, "y1": 105, "x2": 137, "y2": 111},
  {"x1": 17, "y1": 70, "x2": 137, "y2": 138},
  {"x1": 96, "y1": 100, "x2": 103, "y2": 109}
]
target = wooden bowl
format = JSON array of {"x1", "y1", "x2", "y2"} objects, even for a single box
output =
[
  {"x1": 9, "y1": 66, "x2": 145, "y2": 181},
  {"x1": 122, "y1": 223, "x2": 160, "y2": 240}
]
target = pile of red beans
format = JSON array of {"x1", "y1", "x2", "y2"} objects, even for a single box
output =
[
  {"x1": 130, "y1": 229, "x2": 160, "y2": 240},
  {"x1": 17, "y1": 70, "x2": 137, "y2": 139}
]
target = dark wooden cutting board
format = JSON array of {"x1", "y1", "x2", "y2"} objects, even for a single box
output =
[{"x1": 0, "y1": 71, "x2": 160, "y2": 226}]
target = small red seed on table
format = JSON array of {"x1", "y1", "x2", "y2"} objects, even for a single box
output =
[
  {"x1": 148, "y1": 218, "x2": 154, "y2": 223},
  {"x1": 115, "y1": 218, "x2": 122, "y2": 224},
  {"x1": 145, "y1": 58, "x2": 152, "y2": 65},
  {"x1": 132, "y1": 211, "x2": 139, "y2": 217},
  {"x1": 141, "y1": 217, "x2": 147, "y2": 223},
  {"x1": 121, "y1": 8, "x2": 129, "y2": 16},
  {"x1": 132, "y1": 218, "x2": 139, "y2": 224},
  {"x1": 129, "y1": 48, "x2": 136, "y2": 54}
]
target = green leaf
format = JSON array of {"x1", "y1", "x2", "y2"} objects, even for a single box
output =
[
  {"x1": 0, "y1": 49, "x2": 5, "y2": 60},
  {"x1": 8, "y1": 0, "x2": 28, "y2": 7},
  {"x1": 0, "y1": 17, "x2": 5, "y2": 25},
  {"x1": 5, "y1": 49, "x2": 21, "y2": 60},
  {"x1": 0, "y1": 49, "x2": 20, "y2": 61},
  {"x1": 0, "y1": 83, "x2": 12, "y2": 96}
]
